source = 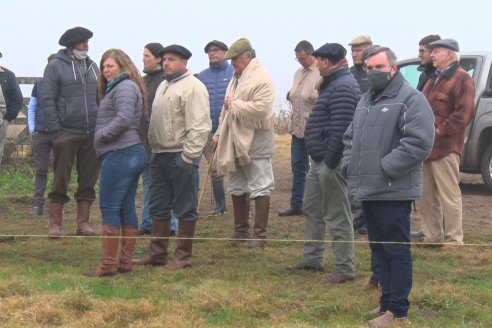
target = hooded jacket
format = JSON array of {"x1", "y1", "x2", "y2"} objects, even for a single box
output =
[
  {"x1": 342, "y1": 71, "x2": 435, "y2": 201},
  {"x1": 39, "y1": 49, "x2": 99, "y2": 134}
]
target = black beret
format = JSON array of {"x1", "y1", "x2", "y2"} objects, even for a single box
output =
[
  {"x1": 428, "y1": 38, "x2": 459, "y2": 52},
  {"x1": 145, "y1": 42, "x2": 165, "y2": 58},
  {"x1": 59, "y1": 27, "x2": 93, "y2": 47},
  {"x1": 204, "y1": 40, "x2": 228, "y2": 53},
  {"x1": 159, "y1": 44, "x2": 192, "y2": 60},
  {"x1": 312, "y1": 43, "x2": 347, "y2": 62}
]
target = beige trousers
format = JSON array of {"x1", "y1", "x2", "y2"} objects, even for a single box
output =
[{"x1": 420, "y1": 153, "x2": 463, "y2": 244}]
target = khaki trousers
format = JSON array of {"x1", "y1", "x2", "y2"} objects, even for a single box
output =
[{"x1": 420, "y1": 153, "x2": 463, "y2": 244}]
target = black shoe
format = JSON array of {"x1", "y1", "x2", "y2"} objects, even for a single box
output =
[
  {"x1": 29, "y1": 206, "x2": 43, "y2": 216},
  {"x1": 287, "y1": 262, "x2": 324, "y2": 272},
  {"x1": 278, "y1": 208, "x2": 303, "y2": 217},
  {"x1": 358, "y1": 226, "x2": 367, "y2": 235},
  {"x1": 353, "y1": 216, "x2": 364, "y2": 230}
]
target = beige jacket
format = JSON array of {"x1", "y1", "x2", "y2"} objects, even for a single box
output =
[
  {"x1": 287, "y1": 60, "x2": 319, "y2": 138},
  {"x1": 148, "y1": 71, "x2": 211, "y2": 161},
  {"x1": 216, "y1": 58, "x2": 276, "y2": 175}
]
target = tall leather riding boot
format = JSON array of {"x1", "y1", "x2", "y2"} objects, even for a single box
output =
[
  {"x1": 242, "y1": 196, "x2": 270, "y2": 248},
  {"x1": 229, "y1": 194, "x2": 250, "y2": 239},
  {"x1": 76, "y1": 200, "x2": 96, "y2": 236},
  {"x1": 210, "y1": 179, "x2": 227, "y2": 215},
  {"x1": 84, "y1": 224, "x2": 120, "y2": 277},
  {"x1": 132, "y1": 219, "x2": 170, "y2": 266},
  {"x1": 119, "y1": 225, "x2": 138, "y2": 274},
  {"x1": 165, "y1": 220, "x2": 197, "y2": 270},
  {"x1": 48, "y1": 201, "x2": 64, "y2": 238}
]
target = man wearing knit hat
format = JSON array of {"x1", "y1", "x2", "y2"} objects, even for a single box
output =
[
  {"x1": 197, "y1": 40, "x2": 233, "y2": 218},
  {"x1": 133, "y1": 44, "x2": 211, "y2": 269},
  {"x1": 40, "y1": 26, "x2": 100, "y2": 238},
  {"x1": 213, "y1": 37, "x2": 276, "y2": 248},
  {"x1": 287, "y1": 43, "x2": 359, "y2": 284}
]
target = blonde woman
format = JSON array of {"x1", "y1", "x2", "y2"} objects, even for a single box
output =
[{"x1": 86, "y1": 49, "x2": 148, "y2": 277}]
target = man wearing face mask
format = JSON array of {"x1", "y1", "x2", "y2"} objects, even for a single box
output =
[
  {"x1": 342, "y1": 46, "x2": 435, "y2": 326},
  {"x1": 40, "y1": 26, "x2": 100, "y2": 238}
]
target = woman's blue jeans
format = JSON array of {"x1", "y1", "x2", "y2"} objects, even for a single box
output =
[{"x1": 99, "y1": 144, "x2": 148, "y2": 228}]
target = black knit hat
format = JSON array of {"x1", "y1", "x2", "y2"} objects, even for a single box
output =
[
  {"x1": 159, "y1": 44, "x2": 192, "y2": 60},
  {"x1": 145, "y1": 42, "x2": 165, "y2": 58},
  {"x1": 59, "y1": 27, "x2": 93, "y2": 47}
]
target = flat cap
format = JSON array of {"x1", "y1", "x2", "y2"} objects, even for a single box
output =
[
  {"x1": 204, "y1": 40, "x2": 228, "y2": 53},
  {"x1": 225, "y1": 38, "x2": 253, "y2": 60},
  {"x1": 312, "y1": 43, "x2": 347, "y2": 62},
  {"x1": 159, "y1": 44, "x2": 192, "y2": 60},
  {"x1": 59, "y1": 26, "x2": 93, "y2": 47},
  {"x1": 145, "y1": 42, "x2": 165, "y2": 58},
  {"x1": 348, "y1": 35, "x2": 373, "y2": 46},
  {"x1": 428, "y1": 38, "x2": 459, "y2": 52}
]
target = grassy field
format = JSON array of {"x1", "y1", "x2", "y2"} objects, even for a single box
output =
[{"x1": 0, "y1": 134, "x2": 491, "y2": 327}]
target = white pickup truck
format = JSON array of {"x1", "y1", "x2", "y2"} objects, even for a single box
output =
[{"x1": 399, "y1": 52, "x2": 492, "y2": 190}]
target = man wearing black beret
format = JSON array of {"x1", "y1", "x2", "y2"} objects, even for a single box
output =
[
  {"x1": 40, "y1": 26, "x2": 100, "y2": 238},
  {"x1": 133, "y1": 44, "x2": 211, "y2": 269},
  {"x1": 288, "y1": 43, "x2": 360, "y2": 284},
  {"x1": 197, "y1": 40, "x2": 233, "y2": 218}
]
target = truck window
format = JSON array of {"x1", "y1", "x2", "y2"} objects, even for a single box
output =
[{"x1": 399, "y1": 63, "x2": 421, "y2": 88}]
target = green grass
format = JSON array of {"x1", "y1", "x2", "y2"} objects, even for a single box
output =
[{"x1": 0, "y1": 139, "x2": 491, "y2": 327}]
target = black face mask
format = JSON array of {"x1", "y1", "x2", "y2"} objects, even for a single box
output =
[{"x1": 367, "y1": 70, "x2": 392, "y2": 92}]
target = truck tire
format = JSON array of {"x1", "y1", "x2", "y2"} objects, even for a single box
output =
[{"x1": 480, "y1": 143, "x2": 492, "y2": 192}]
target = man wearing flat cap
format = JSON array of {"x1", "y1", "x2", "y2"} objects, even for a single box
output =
[
  {"x1": 134, "y1": 44, "x2": 211, "y2": 269},
  {"x1": 0, "y1": 52, "x2": 23, "y2": 165},
  {"x1": 419, "y1": 38, "x2": 475, "y2": 249},
  {"x1": 197, "y1": 40, "x2": 233, "y2": 218},
  {"x1": 213, "y1": 37, "x2": 276, "y2": 248},
  {"x1": 349, "y1": 35, "x2": 373, "y2": 94},
  {"x1": 40, "y1": 26, "x2": 100, "y2": 238},
  {"x1": 287, "y1": 43, "x2": 359, "y2": 285}
]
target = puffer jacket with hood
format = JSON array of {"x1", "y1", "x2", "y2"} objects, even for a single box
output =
[{"x1": 39, "y1": 49, "x2": 99, "y2": 134}]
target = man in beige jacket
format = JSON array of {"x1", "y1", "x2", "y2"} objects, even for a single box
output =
[
  {"x1": 134, "y1": 44, "x2": 211, "y2": 269},
  {"x1": 213, "y1": 37, "x2": 276, "y2": 248},
  {"x1": 279, "y1": 40, "x2": 319, "y2": 217}
]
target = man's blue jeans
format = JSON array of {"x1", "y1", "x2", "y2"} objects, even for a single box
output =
[
  {"x1": 290, "y1": 135, "x2": 309, "y2": 209},
  {"x1": 363, "y1": 200, "x2": 413, "y2": 317},
  {"x1": 99, "y1": 144, "x2": 148, "y2": 228}
]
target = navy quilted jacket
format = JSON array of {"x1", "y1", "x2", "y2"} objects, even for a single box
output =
[
  {"x1": 305, "y1": 68, "x2": 361, "y2": 169},
  {"x1": 197, "y1": 61, "x2": 233, "y2": 132}
]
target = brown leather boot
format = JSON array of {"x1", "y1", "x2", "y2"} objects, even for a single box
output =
[
  {"x1": 76, "y1": 200, "x2": 96, "y2": 236},
  {"x1": 229, "y1": 194, "x2": 250, "y2": 239},
  {"x1": 165, "y1": 220, "x2": 196, "y2": 270},
  {"x1": 242, "y1": 196, "x2": 270, "y2": 249},
  {"x1": 118, "y1": 225, "x2": 138, "y2": 274},
  {"x1": 84, "y1": 224, "x2": 120, "y2": 277},
  {"x1": 132, "y1": 219, "x2": 170, "y2": 266},
  {"x1": 48, "y1": 201, "x2": 64, "y2": 238}
]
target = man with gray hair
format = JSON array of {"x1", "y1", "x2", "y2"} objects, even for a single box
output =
[
  {"x1": 419, "y1": 38, "x2": 475, "y2": 248},
  {"x1": 278, "y1": 40, "x2": 319, "y2": 217},
  {"x1": 342, "y1": 46, "x2": 435, "y2": 326},
  {"x1": 213, "y1": 37, "x2": 276, "y2": 248}
]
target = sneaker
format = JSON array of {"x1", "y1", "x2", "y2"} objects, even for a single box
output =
[
  {"x1": 29, "y1": 206, "x2": 43, "y2": 216},
  {"x1": 367, "y1": 310, "x2": 410, "y2": 327}
]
